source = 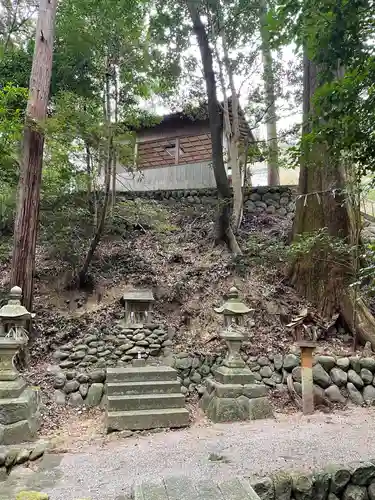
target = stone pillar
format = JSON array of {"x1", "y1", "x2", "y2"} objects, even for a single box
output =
[
  {"x1": 200, "y1": 287, "x2": 273, "y2": 422},
  {"x1": 0, "y1": 287, "x2": 40, "y2": 444}
]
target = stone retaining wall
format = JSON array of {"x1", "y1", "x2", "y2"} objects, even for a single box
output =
[
  {"x1": 0, "y1": 442, "x2": 46, "y2": 482},
  {"x1": 250, "y1": 461, "x2": 375, "y2": 500},
  {"x1": 51, "y1": 341, "x2": 375, "y2": 408},
  {"x1": 120, "y1": 186, "x2": 296, "y2": 217}
]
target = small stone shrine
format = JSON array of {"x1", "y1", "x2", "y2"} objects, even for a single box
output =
[
  {"x1": 200, "y1": 287, "x2": 273, "y2": 422},
  {"x1": 121, "y1": 289, "x2": 155, "y2": 327},
  {"x1": 0, "y1": 286, "x2": 40, "y2": 444}
]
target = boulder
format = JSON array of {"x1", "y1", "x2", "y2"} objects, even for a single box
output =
[
  {"x1": 291, "y1": 471, "x2": 313, "y2": 500},
  {"x1": 347, "y1": 382, "x2": 364, "y2": 405},
  {"x1": 53, "y1": 373, "x2": 66, "y2": 389},
  {"x1": 29, "y1": 443, "x2": 46, "y2": 461},
  {"x1": 368, "y1": 481, "x2": 375, "y2": 500},
  {"x1": 16, "y1": 449, "x2": 31, "y2": 464},
  {"x1": 79, "y1": 384, "x2": 89, "y2": 398},
  {"x1": 272, "y1": 471, "x2": 292, "y2": 500},
  {"x1": 175, "y1": 357, "x2": 192, "y2": 370},
  {"x1": 77, "y1": 373, "x2": 89, "y2": 384},
  {"x1": 283, "y1": 354, "x2": 299, "y2": 371},
  {"x1": 361, "y1": 368, "x2": 374, "y2": 385},
  {"x1": 325, "y1": 464, "x2": 350, "y2": 495},
  {"x1": 274, "y1": 354, "x2": 284, "y2": 371},
  {"x1": 360, "y1": 358, "x2": 375, "y2": 372},
  {"x1": 312, "y1": 472, "x2": 330, "y2": 500},
  {"x1": 292, "y1": 366, "x2": 302, "y2": 382},
  {"x1": 337, "y1": 357, "x2": 350, "y2": 371},
  {"x1": 53, "y1": 390, "x2": 66, "y2": 405},
  {"x1": 260, "y1": 366, "x2": 273, "y2": 378},
  {"x1": 348, "y1": 370, "x2": 364, "y2": 389},
  {"x1": 258, "y1": 356, "x2": 270, "y2": 366},
  {"x1": 250, "y1": 477, "x2": 274, "y2": 500},
  {"x1": 88, "y1": 369, "x2": 106, "y2": 383},
  {"x1": 350, "y1": 357, "x2": 362, "y2": 373},
  {"x1": 325, "y1": 385, "x2": 346, "y2": 404},
  {"x1": 69, "y1": 392, "x2": 84, "y2": 407},
  {"x1": 342, "y1": 485, "x2": 368, "y2": 500},
  {"x1": 330, "y1": 368, "x2": 348, "y2": 387},
  {"x1": 86, "y1": 383, "x2": 103, "y2": 407},
  {"x1": 63, "y1": 380, "x2": 80, "y2": 394},
  {"x1": 317, "y1": 356, "x2": 336, "y2": 372},
  {"x1": 350, "y1": 462, "x2": 375, "y2": 485},
  {"x1": 313, "y1": 364, "x2": 332, "y2": 389}
]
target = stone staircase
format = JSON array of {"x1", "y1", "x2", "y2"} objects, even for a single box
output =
[{"x1": 106, "y1": 365, "x2": 189, "y2": 431}]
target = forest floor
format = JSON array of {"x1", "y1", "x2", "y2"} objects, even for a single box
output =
[{"x1": 2, "y1": 407, "x2": 375, "y2": 500}]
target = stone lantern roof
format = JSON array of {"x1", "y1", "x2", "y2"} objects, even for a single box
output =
[
  {"x1": 0, "y1": 286, "x2": 33, "y2": 320},
  {"x1": 214, "y1": 287, "x2": 252, "y2": 315}
]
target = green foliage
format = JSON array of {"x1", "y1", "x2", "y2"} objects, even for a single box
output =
[
  {"x1": 110, "y1": 199, "x2": 178, "y2": 234},
  {"x1": 353, "y1": 241, "x2": 375, "y2": 298}
]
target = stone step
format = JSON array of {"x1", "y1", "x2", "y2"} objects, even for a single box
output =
[
  {"x1": 107, "y1": 380, "x2": 182, "y2": 396},
  {"x1": 106, "y1": 408, "x2": 189, "y2": 431},
  {"x1": 106, "y1": 366, "x2": 178, "y2": 383},
  {"x1": 107, "y1": 393, "x2": 185, "y2": 412},
  {"x1": 132, "y1": 476, "x2": 260, "y2": 500}
]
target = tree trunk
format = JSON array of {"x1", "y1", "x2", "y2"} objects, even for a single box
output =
[
  {"x1": 11, "y1": 0, "x2": 58, "y2": 312},
  {"x1": 77, "y1": 70, "x2": 112, "y2": 286},
  {"x1": 187, "y1": 0, "x2": 241, "y2": 254},
  {"x1": 290, "y1": 54, "x2": 375, "y2": 348},
  {"x1": 111, "y1": 67, "x2": 118, "y2": 211},
  {"x1": 259, "y1": 0, "x2": 279, "y2": 186},
  {"x1": 221, "y1": 31, "x2": 243, "y2": 231}
]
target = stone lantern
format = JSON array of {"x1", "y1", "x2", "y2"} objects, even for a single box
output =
[
  {"x1": 200, "y1": 286, "x2": 273, "y2": 423},
  {"x1": 214, "y1": 286, "x2": 252, "y2": 328},
  {"x1": 0, "y1": 286, "x2": 40, "y2": 444}
]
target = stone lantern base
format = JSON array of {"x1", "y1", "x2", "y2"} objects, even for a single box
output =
[
  {"x1": 0, "y1": 384, "x2": 40, "y2": 445},
  {"x1": 200, "y1": 366, "x2": 273, "y2": 423},
  {"x1": 0, "y1": 341, "x2": 41, "y2": 445}
]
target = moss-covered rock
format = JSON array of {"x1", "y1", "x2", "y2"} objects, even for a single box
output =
[{"x1": 16, "y1": 492, "x2": 49, "y2": 500}]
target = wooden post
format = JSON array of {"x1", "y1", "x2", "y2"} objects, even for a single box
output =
[
  {"x1": 296, "y1": 341, "x2": 317, "y2": 415},
  {"x1": 175, "y1": 137, "x2": 180, "y2": 165}
]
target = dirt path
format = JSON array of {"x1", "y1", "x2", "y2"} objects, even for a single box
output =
[{"x1": 3, "y1": 407, "x2": 375, "y2": 500}]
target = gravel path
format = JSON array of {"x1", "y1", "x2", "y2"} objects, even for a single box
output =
[{"x1": 6, "y1": 408, "x2": 375, "y2": 500}]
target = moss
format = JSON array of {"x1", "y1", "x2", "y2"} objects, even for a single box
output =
[{"x1": 16, "y1": 492, "x2": 49, "y2": 500}]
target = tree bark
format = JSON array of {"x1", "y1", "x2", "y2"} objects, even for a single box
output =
[
  {"x1": 259, "y1": 0, "x2": 279, "y2": 186},
  {"x1": 11, "y1": 0, "x2": 58, "y2": 312},
  {"x1": 77, "y1": 69, "x2": 112, "y2": 285},
  {"x1": 221, "y1": 30, "x2": 243, "y2": 231},
  {"x1": 290, "y1": 53, "x2": 375, "y2": 348},
  {"x1": 187, "y1": 0, "x2": 241, "y2": 254}
]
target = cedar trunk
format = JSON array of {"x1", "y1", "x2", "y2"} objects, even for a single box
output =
[
  {"x1": 11, "y1": 0, "x2": 58, "y2": 311},
  {"x1": 259, "y1": 0, "x2": 279, "y2": 186},
  {"x1": 187, "y1": 0, "x2": 241, "y2": 254},
  {"x1": 290, "y1": 54, "x2": 375, "y2": 348}
]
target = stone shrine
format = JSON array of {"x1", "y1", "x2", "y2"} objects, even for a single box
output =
[
  {"x1": 0, "y1": 287, "x2": 40, "y2": 444},
  {"x1": 121, "y1": 289, "x2": 155, "y2": 327},
  {"x1": 200, "y1": 287, "x2": 273, "y2": 422}
]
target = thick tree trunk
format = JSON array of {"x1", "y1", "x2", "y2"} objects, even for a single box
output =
[
  {"x1": 11, "y1": 0, "x2": 58, "y2": 312},
  {"x1": 290, "y1": 54, "x2": 375, "y2": 348},
  {"x1": 259, "y1": 0, "x2": 279, "y2": 186},
  {"x1": 187, "y1": 0, "x2": 241, "y2": 254}
]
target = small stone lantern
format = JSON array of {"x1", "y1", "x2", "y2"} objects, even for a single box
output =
[
  {"x1": 214, "y1": 287, "x2": 252, "y2": 369},
  {"x1": 122, "y1": 289, "x2": 155, "y2": 327},
  {"x1": 214, "y1": 286, "x2": 253, "y2": 328},
  {"x1": 0, "y1": 286, "x2": 33, "y2": 340},
  {"x1": 200, "y1": 286, "x2": 273, "y2": 423}
]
